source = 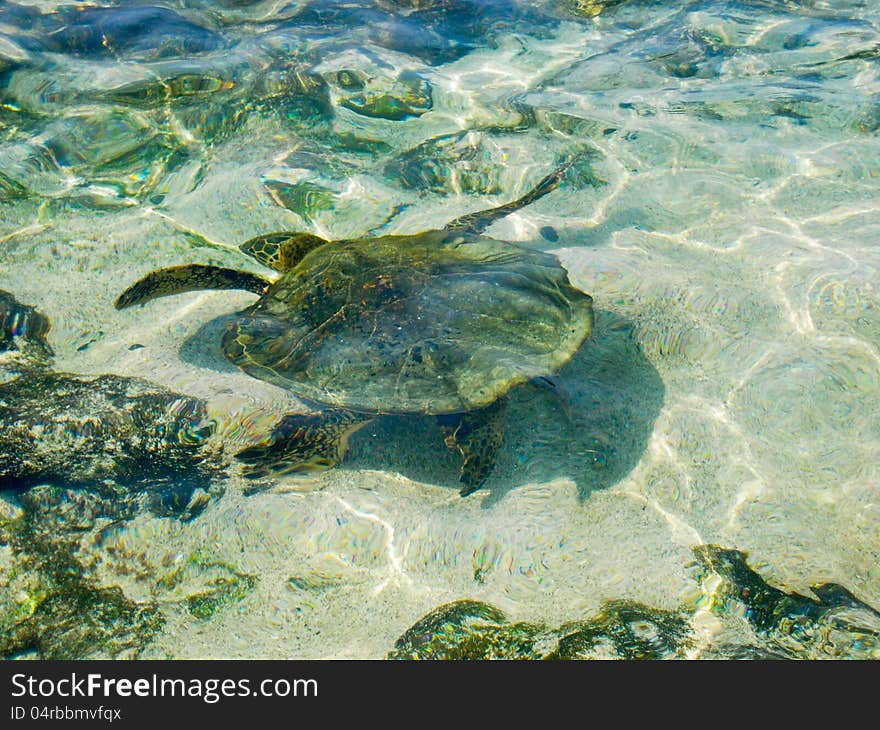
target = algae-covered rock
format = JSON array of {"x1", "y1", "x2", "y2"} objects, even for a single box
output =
[
  {"x1": 263, "y1": 179, "x2": 337, "y2": 222},
  {"x1": 43, "y1": 5, "x2": 222, "y2": 60},
  {"x1": 255, "y1": 66, "x2": 334, "y2": 126},
  {"x1": 0, "y1": 457, "x2": 253, "y2": 658},
  {"x1": 386, "y1": 133, "x2": 607, "y2": 197},
  {"x1": 392, "y1": 546, "x2": 880, "y2": 660},
  {"x1": 0, "y1": 369, "x2": 224, "y2": 519},
  {"x1": 384, "y1": 131, "x2": 504, "y2": 195},
  {"x1": 561, "y1": 0, "x2": 629, "y2": 19},
  {"x1": 0, "y1": 109, "x2": 182, "y2": 203},
  {"x1": 391, "y1": 600, "x2": 541, "y2": 659},
  {"x1": 0, "y1": 494, "x2": 163, "y2": 659},
  {"x1": 337, "y1": 70, "x2": 432, "y2": 121},
  {"x1": 547, "y1": 600, "x2": 693, "y2": 659},
  {"x1": 0, "y1": 289, "x2": 52, "y2": 361},
  {"x1": 693, "y1": 545, "x2": 880, "y2": 660},
  {"x1": 389, "y1": 598, "x2": 691, "y2": 659},
  {"x1": 154, "y1": 550, "x2": 258, "y2": 620},
  {"x1": 104, "y1": 72, "x2": 236, "y2": 109},
  {"x1": 0, "y1": 289, "x2": 225, "y2": 519}
]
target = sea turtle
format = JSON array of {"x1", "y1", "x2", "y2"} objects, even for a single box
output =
[{"x1": 115, "y1": 155, "x2": 594, "y2": 495}]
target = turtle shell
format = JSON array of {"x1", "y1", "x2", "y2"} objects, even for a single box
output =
[{"x1": 221, "y1": 229, "x2": 593, "y2": 415}]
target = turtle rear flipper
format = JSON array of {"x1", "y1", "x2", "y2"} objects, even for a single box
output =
[
  {"x1": 115, "y1": 264, "x2": 272, "y2": 309},
  {"x1": 438, "y1": 397, "x2": 507, "y2": 496},
  {"x1": 443, "y1": 152, "x2": 585, "y2": 236},
  {"x1": 235, "y1": 408, "x2": 373, "y2": 479},
  {"x1": 239, "y1": 232, "x2": 330, "y2": 272}
]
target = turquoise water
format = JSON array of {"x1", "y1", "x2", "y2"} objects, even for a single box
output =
[{"x1": 1, "y1": 1, "x2": 879, "y2": 659}]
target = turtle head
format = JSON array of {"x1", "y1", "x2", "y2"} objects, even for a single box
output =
[
  {"x1": 221, "y1": 312, "x2": 309, "y2": 384},
  {"x1": 239, "y1": 232, "x2": 330, "y2": 272}
]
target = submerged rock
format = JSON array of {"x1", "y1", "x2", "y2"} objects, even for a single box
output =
[
  {"x1": 101, "y1": 68, "x2": 237, "y2": 109},
  {"x1": 385, "y1": 131, "x2": 503, "y2": 195},
  {"x1": 0, "y1": 289, "x2": 52, "y2": 360},
  {"x1": 693, "y1": 545, "x2": 880, "y2": 660},
  {"x1": 547, "y1": 600, "x2": 693, "y2": 659},
  {"x1": 0, "y1": 490, "x2": 164, "y2": 659},
  {"x1": 390, "y1": 600, "x2": 540, "y2": 659},
  {"x1": 337, "y1": 70, "x2": 432, "y2": 121},
  {"x1": 0, "y1": 290, "x2": 224, "y2": 519},
  {"x1": 157, "y1": 551, "x2": 258, "y2": 621},
  {"x1": 392, "y1": 545, "x2": 880, "y2": 659},
  {"x1": 389, "y1": 598, "x2": 692, "y2": 659},
  {"x1": 289, "y1": 0, "x2": 561, "y2": 66},
  {"x1": 558, "y1": 0, "x2": 629, "y2": 18},
  {"x1": 0, "y1": 290, "x2": 261, "y2": 658},
  {"x1": 255, "y1": 66, "x2": 334, "y2": 124},
  {"x1": 44, "y1": 6, "x2": 223, "y2": 60},
  {"x1": 0, "y1": 369, "x2": 222, "y2": 518},
  {"x1": 0, "y1": 108, "x2": 183, "y2": 203}
]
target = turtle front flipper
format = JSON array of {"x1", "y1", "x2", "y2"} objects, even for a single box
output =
[
  {"x1": 115, "y1": 264, "x2": 272, "y2": 309},
  {"x1": 234, "y1": 408, "x2": 373, "y2": 479},
  {"x1": 438, "y1": 397, "x2": 507, "y2": 496},
  {"x1": 239, "y1": 232, "x2": 330, "y2": 272}
]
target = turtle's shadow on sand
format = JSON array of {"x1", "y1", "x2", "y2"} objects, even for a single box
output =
[
  {"x1": 178, "y1": 309, "x2": 664, "y2": 506},
  {"x1": 179, "y1": 311, "x2": 242, "y2": 373},
  {"x1": 346, "y1": 308, "x2": 664, "y2": 506}
]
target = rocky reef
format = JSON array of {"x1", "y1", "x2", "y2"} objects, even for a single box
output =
[
  {"x1": 391, "y1": 545, "x2": 880, "y2": 660},
  {"x1": 0, "y1": 289, "x2": 226, "y2": 519},
  {"x1": 0, "y1": 289, "x2": 249, "y2": 658}
]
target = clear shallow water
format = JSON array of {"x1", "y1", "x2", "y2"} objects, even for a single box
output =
[{"x1": 0, "y1": 0, "x2": 878, "y2": 658}]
